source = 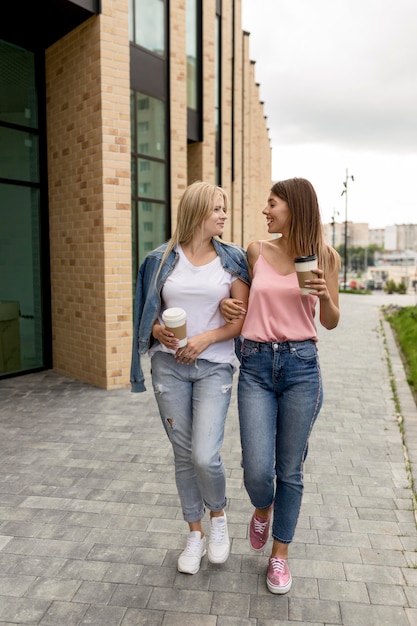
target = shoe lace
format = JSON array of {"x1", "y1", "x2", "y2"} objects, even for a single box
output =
[
  {"x1": 270, "y1": 557, "x2": 286, "y2": 574},
  {"x1": 253, "y1": 516, "x2": 269, "y2": 535},
  {"x1": 210, "y1": 519, "x2": 225, "y2": 543},
  {"x1": 183, "y1": 535, "x2": 203, "y2": 556}
]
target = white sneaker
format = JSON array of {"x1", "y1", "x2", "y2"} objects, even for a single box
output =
[
  {"x1": 177, "y1": 531, "x2": 206, "y2": 574},
  {"x1": 207, "y1": 515, "x2": 230, "y2": 564}
]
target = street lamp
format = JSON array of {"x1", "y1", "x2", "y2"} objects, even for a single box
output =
[
  {"x1": 331, "y1": 208, "x2": 339, "y2": 248},
  {"x1": 341, "y1": 169, "x2": 354, "y2": 288}
]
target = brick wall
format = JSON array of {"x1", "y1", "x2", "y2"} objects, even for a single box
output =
[
  {"x1": 46, "y1": 1, "x2": 132, "y2": 390},
  {"x1": 169, "y1": 0, "x2": 188, "y2": 224}
]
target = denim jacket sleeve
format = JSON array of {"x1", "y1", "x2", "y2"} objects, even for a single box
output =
[
  {"x1": 130, "y1": 245, "x2": 175, "y2": 393},
  {"x1": 212, "y1": 239, "x2": 250, "y2": 286},
  {"x1": 130, "y1": 261, "x2": 148, "y2": 393},
  {"x1": 130, "y1": 252, "x2": 161, "y2": 393}
]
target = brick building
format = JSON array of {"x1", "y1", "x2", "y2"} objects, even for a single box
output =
[{"x1": 0, "y1": 0, "x2": 271, "y2": 388}]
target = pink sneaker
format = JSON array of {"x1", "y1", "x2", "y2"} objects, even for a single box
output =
[
  {"x1": 249, "y1": 510, "x2": 271, "y2": 551},
  {"x1": 266, "y1": 557, "x2": 292, "y2": 594}
]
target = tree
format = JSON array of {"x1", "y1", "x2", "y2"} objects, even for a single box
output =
[{"x1": 335, "y1": 244, "x2": 383, "y2": 273}]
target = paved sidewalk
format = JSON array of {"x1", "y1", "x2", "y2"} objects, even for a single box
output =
[{"x1": 0, "y1": 292, "x2": 416, "y2": 626}]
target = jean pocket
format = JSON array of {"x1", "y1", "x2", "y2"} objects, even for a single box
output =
[
  {"x1": 241, "y1": 341, "x2": 259, "y2": 359},
  {"x1": 292, "y1": 342, "x2": 318, "y2": 362}
]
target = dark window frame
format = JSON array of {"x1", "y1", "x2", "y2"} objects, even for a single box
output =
[{"x1": 215, "y1": 1, "x2": 222, "y2": 185}]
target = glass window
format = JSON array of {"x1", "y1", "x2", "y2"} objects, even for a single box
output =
[
  {"x1": 132, "y1": 200, "x2": 167, "y2": 268},
  {"x1": 131, "y1": 90, "x2": 168, "y2": 277},
  {"x1": 135, "y1": 96, "x2": 165, "y2": 159},
  {"x1": 139, "y1": 181, "x2": 151, "y2": 194},
  {"x1": 0, "y1": 126, "x2": 39, "y2": 183},
  {"x1": 138, "y1": 98, "x2": 149, "y2": 110},
  {"x1": 0, "y1": 183, "x2": 44, "y2": 373},
  {"x1": 0, "y1": 40, "x2": 38, "y2": 128},
  {"x1": 137, "y1": 159, "x2": 165, "y2": 200},
  {"x1": 0, "y1": 40, "x2": 46, "y2": 379},
  {"x1": 134, "y1": 0, "x2": 165, "y2": 55},
  {"x1": 187, "y1": 0, "x2": 198, "y2": 110}
]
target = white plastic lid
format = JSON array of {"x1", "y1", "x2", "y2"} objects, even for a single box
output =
[{"x1": 162, "y1": 307, "x2": 186, "y2": 324}]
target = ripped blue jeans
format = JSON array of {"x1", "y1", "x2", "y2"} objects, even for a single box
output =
[{"x1": 150, "y1": 351, "x2": 235, "y2": 523}]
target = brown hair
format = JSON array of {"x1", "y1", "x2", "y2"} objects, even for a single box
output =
[{"x1": 271, "y1": 177, "x2": 340, "y2": 276}]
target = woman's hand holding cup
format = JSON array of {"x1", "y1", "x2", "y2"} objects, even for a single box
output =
[{"x1": 152, "y1": 322, "x2": 179, "y2": 349}]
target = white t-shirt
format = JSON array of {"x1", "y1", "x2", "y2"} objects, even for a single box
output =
[{"x1": 149, "y1": 245, "x2": 237, "y2": 365}]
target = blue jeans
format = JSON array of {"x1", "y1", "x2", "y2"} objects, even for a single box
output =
[
  {"x1": 237, "y1": 339, "x2": 323, "y2": 544},
  {"x1": 151, "y1": 351, "x2": 234, "y2": 523}
]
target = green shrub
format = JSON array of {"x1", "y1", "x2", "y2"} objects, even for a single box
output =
[
  {"x1": 384, "y1": 279, "x2": 397, "y2": 294},
  {"x1": 384, "y1": 279, "x2": 408, "y2": 294}
]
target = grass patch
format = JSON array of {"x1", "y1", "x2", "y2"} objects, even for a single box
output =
[
  {"x1": 383, "y1": 305, "x2": 417, "y2": 402},
  {"x1": 338, "y1": 289, "x2": 372, "y2": 295}
]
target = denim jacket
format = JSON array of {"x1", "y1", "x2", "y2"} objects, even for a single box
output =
[{"x1": 130, "y1": 238, "x2": 250, "y2": 392}]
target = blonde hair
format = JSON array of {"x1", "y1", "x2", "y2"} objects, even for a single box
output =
[
  {"x1": 157, "y1": 180, "x2": 229, "y2": 271},
  {"x1": 271, "y1": 178, "x2": 340, "y2": 276}
]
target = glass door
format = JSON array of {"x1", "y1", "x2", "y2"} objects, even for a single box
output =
[{"x1": 0, "y1": 39, "x2": 49, "y2": 377}]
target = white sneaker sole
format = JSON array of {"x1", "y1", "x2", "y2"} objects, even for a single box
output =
[
  {"x1": 207, "y1": 543, "x2": 230, "y2": 564},
  {"x1": 177, "y1": 547, "x2": 207, "y2": 575}
]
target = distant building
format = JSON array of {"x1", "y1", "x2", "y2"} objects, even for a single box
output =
[
  {"x1": 323, "y1": 222, "x2": 369, "y2": 248},
  {"x1": 385, "y1": 226, "x2": 397, "y2": 250},
  {"x1": 324, "y1": 222, "x2": 417, "y2": 253},
  {"x1": 385, "y1": 224, "x2": 417, "y2": 252},
  {"x1": 369, "y1": 228, "x2": 385, "y2": 248},
  {"x1": 370, "y1": 250, "x2": 417, "y2": 290},
  {"x1": 323, "y1": 220, "x2": 417, "y2": 289}
]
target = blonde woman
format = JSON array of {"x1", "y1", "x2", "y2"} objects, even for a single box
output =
[
  {"x1": 131, "y1": 181, "x2": 250, "y2": 574},
  {"x1": 221, "y1": 178, "x2": 340, "y2": 593}
]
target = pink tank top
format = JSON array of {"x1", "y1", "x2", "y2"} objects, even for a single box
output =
[{"x1": 241, "y1": 241, "x2": 318, "y2": 342}]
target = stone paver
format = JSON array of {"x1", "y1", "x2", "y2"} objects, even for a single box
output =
[{"x1": 0, "y1": 292, "x2": 416, "y2": 625}]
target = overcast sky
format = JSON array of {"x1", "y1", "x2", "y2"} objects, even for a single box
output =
[{"x1": 241, "y1": 0, "x2": 417, "y2": 229}]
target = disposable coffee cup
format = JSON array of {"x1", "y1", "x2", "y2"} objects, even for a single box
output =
[
  {"x1": 162, "y1": 307, "x2": 187, "y2": 347},
  {"x1": 294, "y1": 254, "x2": 318, "y2": 295}
]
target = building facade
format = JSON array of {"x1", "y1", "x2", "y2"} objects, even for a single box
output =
[
  {"x1": 385, "y1": 224, "x2": 417, "y2": 252},
  {"x1": 323, "y1": 221, "x2": 370, "y2": 249},
  {"x1": 369, "y1": 228, "x2": 385, "y2": 249},
  {"x1": 369, "y1": 250, "x2": 417, "y2": 290},
  {"x1": 324, "y1": 221, "x2": 417, "y2": 253},
  {"x1": 0, "y1": 0, "x2": 271, "y2": 388}
]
